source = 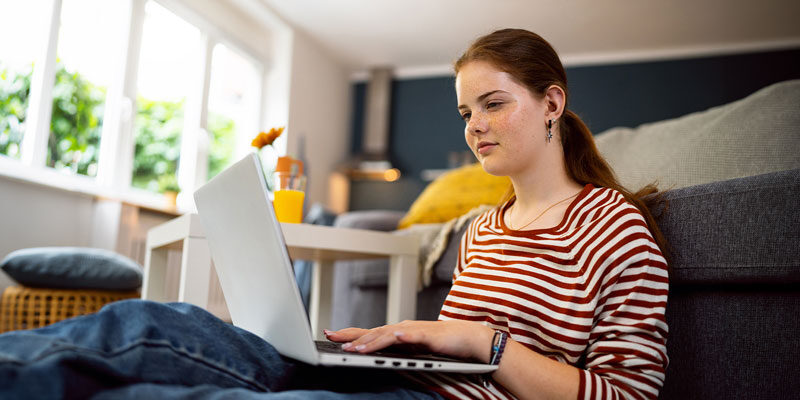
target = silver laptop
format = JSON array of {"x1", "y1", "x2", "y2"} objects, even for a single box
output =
[{"x1": 193, "y1": 153, "x2": 496, "y2": 373}]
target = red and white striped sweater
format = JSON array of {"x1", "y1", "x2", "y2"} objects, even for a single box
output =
[{"x1": 413, "y1": 184, "x2": 669, "y2": 400}]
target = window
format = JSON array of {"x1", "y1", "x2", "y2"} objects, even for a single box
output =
[
  {"x1": 206, "y1": 43, "x2": 261, "y2": 180},
  {"x1": 46, "y1": 0, "x2": 124, "y2": 176},
  {"x1": 131, "y1": 1, "x2": 200, "y2": 193},
  {"x1": 0, "y1": 2, "x2": 46, "y2": 159},
  {"x1": 0, "y1": 0, "x2": 269, "y2": 210}
]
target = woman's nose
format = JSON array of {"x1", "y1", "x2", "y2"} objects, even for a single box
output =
[{"x1": 467, "y1": 112, "x2": 487, "y2": 134}]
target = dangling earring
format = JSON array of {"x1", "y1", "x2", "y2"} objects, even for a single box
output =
[{"x1": 546, "y1": 119, "x2": 555, "y2": 143}]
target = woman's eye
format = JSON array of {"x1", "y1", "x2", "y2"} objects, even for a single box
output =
[
  {"x1": 486, "y1": 102, "x2": 501, "y2": 109},
  {"x1": 460, "y1": 112, "x2": 471, "y2": 121}
]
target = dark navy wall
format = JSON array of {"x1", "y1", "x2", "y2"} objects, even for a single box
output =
[
  {"x1": 566, "y1": 48, "x2": 800, "y2": 134},
  {"x1": 348, "y1": 48, "x2": 800, "y2": 210},
  {"x1": 350, "y1": 76, "x2": 463, "y2": 176}
]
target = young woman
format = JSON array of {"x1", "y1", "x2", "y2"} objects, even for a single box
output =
[
  {"x1": 327, "y1": 28, "x2": 669, "y2": 400},
  {"x1": 0, "y1": 29, "x2": 668, "y2": 400}
]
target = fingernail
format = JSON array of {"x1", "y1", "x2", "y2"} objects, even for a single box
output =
[
  {"x1": 394, "y1": 331, "x2": 404, "y2": 337},
  {"x1": 355, "y1": 344, "x2": 365, "y2": 351},
  {"x1": 341, "y1": 343, "x2": 352, "y2": 350},
  {"x1": 323, "y1": 329, "x2": 331, "y2": 336}
]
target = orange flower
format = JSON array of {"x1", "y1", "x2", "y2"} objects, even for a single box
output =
[{"x1": 251, "y1": 127, "x2": 285, "y2": 149}]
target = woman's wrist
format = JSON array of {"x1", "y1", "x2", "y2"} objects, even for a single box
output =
[{"x1": 472, "y1": 324, "x2": 498, "y2": 363}]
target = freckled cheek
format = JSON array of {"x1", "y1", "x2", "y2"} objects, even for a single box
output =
[
  {"x1": 495, "y1": 105, "x2": 528, "y2": 127},
  {"x1": 487, "y1": 112, "x2": 524, "y2": 141},
  {"x1": 489, "y1": 115, "x2": 511, "y2": 131}
]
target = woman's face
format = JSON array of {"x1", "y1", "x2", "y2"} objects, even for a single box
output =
[{"x1": 455, "y1": 60, "x2": 549, "y2": 178}]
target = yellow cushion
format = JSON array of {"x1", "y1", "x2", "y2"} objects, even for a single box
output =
[{"x1": 398, "y1": 163, "x2": 510, "y2": 229}]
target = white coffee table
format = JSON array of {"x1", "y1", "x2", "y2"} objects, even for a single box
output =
[{"x1": 141, "y1": 213, "x2": 419, "y2": 340}]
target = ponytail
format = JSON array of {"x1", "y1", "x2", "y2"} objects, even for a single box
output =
[{"x1": 561, "y1": 110, "x2": 670, "y2": 261}]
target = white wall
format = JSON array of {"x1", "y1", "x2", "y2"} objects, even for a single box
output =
[
  {"x1": 0, "y1": 177, "x2": 95, "y2": 289},
  {"x1": 284, "y1": 30, "x2": 351, "y2": 208},
  {"x1": 0, "y1": 175, "x2": 178, "y2": 292}
]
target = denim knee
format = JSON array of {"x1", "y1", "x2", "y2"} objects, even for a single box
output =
[{"x1": 0, "y1": 299, "x2": 300, "y2": 398}]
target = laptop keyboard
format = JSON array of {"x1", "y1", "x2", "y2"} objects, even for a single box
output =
[
  {"x1": 314, "y1": 340, "x2": 462, "y2": 362},
  {"x1": 315, "y1": 340, "x2": 352, "y2": 355}
]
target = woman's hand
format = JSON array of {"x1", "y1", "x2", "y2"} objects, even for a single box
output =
[{"x1": 324, "y1": 320, "x2": 494, "y2": 362}]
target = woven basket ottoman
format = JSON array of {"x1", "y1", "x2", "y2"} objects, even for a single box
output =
[{"x1": 0, "y1": 286, "x2": 140, "y2": 333}]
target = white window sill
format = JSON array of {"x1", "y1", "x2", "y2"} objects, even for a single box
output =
[{"x1": 0, "y1": 156, "x2": 184, "y2": 215}]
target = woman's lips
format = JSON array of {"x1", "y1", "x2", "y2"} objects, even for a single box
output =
[{"x1": 477, "y1": 142, "x2": 497, "y2": 155}]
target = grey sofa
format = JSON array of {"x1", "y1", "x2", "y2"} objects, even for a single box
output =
[{"x1": 330, "y1": 80, "x2": 800, "y2": 399}]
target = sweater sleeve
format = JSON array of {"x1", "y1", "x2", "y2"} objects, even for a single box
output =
[{"x1": 578, "y1": 242, "x2": 670, "y2": 400}]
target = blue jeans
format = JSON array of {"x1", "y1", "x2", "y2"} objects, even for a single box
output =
[{"x1": 0, "y1": 300, "x2": 443, "y2": 400}]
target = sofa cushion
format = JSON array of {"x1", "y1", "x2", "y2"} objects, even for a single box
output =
[
  {"x1": 397, "y1": 162, "x2": 509, "y2": 229},
  {"x1": 595, "y1": 80, "x2": 800, "y2": 191},
  {"x1": 0, "y1": 247, "x2": 143, "y2": 290},
  {"x1": 655, "y1": 168, "x2": 800, "y2": 285}
]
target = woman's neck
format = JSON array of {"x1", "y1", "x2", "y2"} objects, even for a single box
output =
[
  {"x1": 506, "y1": 167, "x2": 583, "y2": 231},
  {"x1": 509, "y1": 151, "x2": 582, "y2": 211},
  {"x1": 516, "y1": 176, "x2": 574, "y2": 203}
]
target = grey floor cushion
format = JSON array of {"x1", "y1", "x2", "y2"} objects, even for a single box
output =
[{"x1": 1, "y1": 247, "x2": 143, "y2": 291}]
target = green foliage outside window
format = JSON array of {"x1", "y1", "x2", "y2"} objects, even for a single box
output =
[
  {"x1": 131, "y1": 99, "x2": 237, "y2": 193},
  {"x1": 0, "y1": 64, "x2": 237, "y2": 193},
  {"x1": 207, "y1": 111, "x2": 236, "y2": 180},
  {"x1": 48, "y1": 63, "x2": 105, "y2": 176},
  {"x1": 0, "y1": 62, "x2": 105, "y2": 175},
  {"x1": 132, "y1": 97, "x2": 184, "y2": 192},
  {"x1": 0, "y1": 63, "x2": 32, "y2": 158}
]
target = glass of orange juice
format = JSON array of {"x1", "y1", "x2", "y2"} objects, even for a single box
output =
[{"x1": 273, "y1": 157, "x2": 306, "y2": 223}]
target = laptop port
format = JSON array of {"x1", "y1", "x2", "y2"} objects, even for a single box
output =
[
  {"x1": 407, "y1": 362, "x2": 417, "y2": 367},
  {"x1": 424, "y1": 363, "x2": 433, "y2": 368},
  {"x1": 374, "y1": 360, "x2": 385, "y2": 365},
  {"x1": 392, "y1": 361, "x2": 402, "y2": 367}
]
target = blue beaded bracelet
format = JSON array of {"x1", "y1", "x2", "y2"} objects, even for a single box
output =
[
  {"x1": 482, "y1": 330, "x2": 508, "y2": 387},
  {"x1": 490, "y1": 330, "x2": 508, "y2": 366}
]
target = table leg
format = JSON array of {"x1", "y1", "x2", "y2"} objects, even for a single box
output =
[
  {"x1": 177, "y1": 236, "x2": 212, "y2": 308},
  {"x1": 309, "y1": 260, "x2": 334, "y2": 341},
  {"x1": 386, "y1": 254, "x2": 417, "y2": 324},
  {"x1": 142, "y1": 245, "x2": 168, "y2": 301}
]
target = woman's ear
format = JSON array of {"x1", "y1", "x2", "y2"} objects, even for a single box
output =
[{"x1": 544, "y1": 85, "x2": 566, "y2": 120}]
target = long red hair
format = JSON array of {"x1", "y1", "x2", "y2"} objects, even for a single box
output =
[{"x1": 454, "y1": 28, "x2": 669, "y2": 258}]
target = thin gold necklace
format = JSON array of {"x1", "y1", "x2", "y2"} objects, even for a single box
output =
[{"x1": 508, "y1": 191, "x2": 580, "y2": 231}]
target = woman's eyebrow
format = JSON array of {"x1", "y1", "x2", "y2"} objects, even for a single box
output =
[{"x1": 457, "y1": 90, "x2": 505, "y2": 110}]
